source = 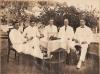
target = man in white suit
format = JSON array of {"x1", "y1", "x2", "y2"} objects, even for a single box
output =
[
  {"x1": 9, "y1": 21, "x2": 34, "y2": 55},
  {"x1": 58, "y1": 19, "x2": 75, "y2": 53},
  {"x1": 44, "y1": 19, "x2": 58, "y2": 40},
  {"x1": 23, "y1": 20, "x2": 43, "y2": 59},
  {"x1": 40, "y1": 19, "x2": 58, "y2": 48},
  {"x1": 74, "y1": 19, "x2": 93, "y2": 69}
]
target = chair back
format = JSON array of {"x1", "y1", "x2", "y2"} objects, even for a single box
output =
[{"x1": 7, "y1": 29, "x2": 13, "y2": 48}]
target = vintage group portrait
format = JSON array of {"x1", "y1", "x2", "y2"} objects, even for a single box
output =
[{"x1": 0, "y1": 0, "x2": 100, "y2": 74}]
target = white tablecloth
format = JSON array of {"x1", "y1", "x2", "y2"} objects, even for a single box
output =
[
  {"x1": 40, "y1": 38, "x2": 70, "y2": 53},
  {"x1": 47, "y1": 40, "x2": 61, "y2": 52}
]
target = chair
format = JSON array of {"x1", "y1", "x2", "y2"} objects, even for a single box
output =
[
  {"x1": 86, "y1": 42, "x2": 99, "y2": 59},
  {"x1": 7, "y1": 29, "x2": 20, "y2": 64},
  {"x1": 74, "y1": 44, "x2": 90, "y2": 64},
  {"x1": 67, "y1": 48, "x2": 79, "y2": 65},
  {"x1": 42, "y1": 48, "x2": 66, "y2": 74},
  {"x1": 65, "y1": 45, "x2": 81, "y2": 65}
]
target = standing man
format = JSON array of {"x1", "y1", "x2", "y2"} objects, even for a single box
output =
[
  {"x1": 74, "y1": 19, "x2": 93, "y2": 69},
  {"x1": 58, "y1": 19, "x2": 75, "y2": 53},
  {"x1": 23, "y1": 20, "x2": 43, "y2": 59}
]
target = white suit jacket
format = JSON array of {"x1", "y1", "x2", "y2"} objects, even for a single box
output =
[
  {"x1": 43, "y1": 25, "x2": 57, "y2": 39},
  {"x1": 74, "y1": 25, "x2": 93, "y2": 44},
  {"x1": 58, "y1": 25, "x2": 74, "y2": 41},
  {"x1": 9, "y1": 29, "x2": 26, "y2": 45},
  {"x1": 9, "y1": 29, "x2": 27, "y2": 52},
  {"x1": 23, "y1": 26, "x2": 40, "y2": 39}
]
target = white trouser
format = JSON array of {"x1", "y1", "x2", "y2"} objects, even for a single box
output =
[
  {"x1": 29, "y1": 38, "x2": 43, "y2": 59},
  {"x1": 13, "y1": 38, "x2": 43, "y2": 59},
  {"x1": 79, "y1": 43, "x2": 88, "y2": 61},
  {"x1": 76, "y1": 43, "x2": 89, "y2": 68},
  {"x1": 13, "y1": 43, "x2": 34, "y2": 55},
  {"x1": 40, "y1": 37, "x2": 48, "y2": 48}
]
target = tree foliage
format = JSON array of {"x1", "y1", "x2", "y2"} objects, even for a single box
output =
[{"x1": 0, "y1": 1, "x2": 98, "y2": 31}]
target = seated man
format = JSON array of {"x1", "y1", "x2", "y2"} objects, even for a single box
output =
[
  {"x1": 9, "y1": 21, "x2": 34, "y2": 55},
  {"x1": 23, "y1": 20, "x2": 43, "y2": 59},
  {"x1": 40, "y1": 19, "x2": 58, "y2": 57},
  {"x1": 58, "y1": 19, "x2": 75, "y2": 53},
  {"x1": 74, "y1": 19, "x2": 93, "y2": 69},
  {"x1": 43, "y1": 19, "x2": 58, "y2": 40},
  {"x1": 40, "y1": 19, "x2": 58, "y2": 50}
]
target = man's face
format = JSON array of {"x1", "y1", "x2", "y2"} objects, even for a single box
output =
[
  {"x1": 30, "y1": 22, "x2": 35, "y2": 27},
  {"x1": 80, "y1": 20, "x2": 85, "y2": 27},
  {"x1": 64, "y1": 19, "x2": 69, "y2": 27},
  {"x1": 49, "y1": 20, "x2": 54, "y2": 26},
  {"x1": 14, "y1": 23, "x2": 19, "y2": 30}
]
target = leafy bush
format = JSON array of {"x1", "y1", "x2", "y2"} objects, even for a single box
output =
[{"x1": 0, "y1": 1, "x2": 98, "y2": 31}]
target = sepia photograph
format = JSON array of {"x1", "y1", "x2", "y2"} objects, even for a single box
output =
[{"x1": 0, "y1": 0, "x2": 100, "y2": 74}]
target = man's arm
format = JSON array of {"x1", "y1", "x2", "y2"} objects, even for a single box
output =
[
  {"x1": 73, "y1": 28, "x2": 80, "y2": 43},
  {"x1": 53, "y1": 26, "x2": 58, "y2": 37},
  {"x1": 69, "y1": 27, "x2": 75, "y2": 40},
  {"x1": 36, "y1": 27, "x2": 41, "y2": 38},
  {"x1": 22, "y1": 27, "x2": 28, "y2": 38}
]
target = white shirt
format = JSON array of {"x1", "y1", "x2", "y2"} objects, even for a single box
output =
[
  {"x1": 18, "y1": 24, "x2": 24, "y2": 33},
  {"x1": 9, "y1": 29, "x2": 26, "y2": 45},
  {"x1": 58, "y1": 25, "x2": 74, "y2": 40},
  {"x1": 23, "y1": 26, "x2": 40, "y2": 39},
  {"x1": 44, "y1": 25, "x2": 57, "y2": 39},
  {"x1": 9, "y1": 28, "x2": 35, "y2": 54},
  {"x1": 74, "y1": 25, "x2": 93, "y2": 44}
]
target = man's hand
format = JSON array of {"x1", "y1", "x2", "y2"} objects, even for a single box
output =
[{"x1": 75, "y1": 40, "x2": 79, "y2": 43}]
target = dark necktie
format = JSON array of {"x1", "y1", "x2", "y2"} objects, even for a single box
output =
[{"x1": 65, "y1": 27, "x2": 66, "y2": 31}]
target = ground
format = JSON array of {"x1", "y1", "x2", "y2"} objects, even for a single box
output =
[{"x1": 0, "y1": 37, "x2": 99, "y2": 74}]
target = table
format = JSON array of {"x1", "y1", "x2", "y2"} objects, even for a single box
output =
[
  {"x1": 40, "y1": 38, "x2": 69, "y2": 55},
  {"x1": 40, "y1": 39, "x2": 67, "y2": 74}
]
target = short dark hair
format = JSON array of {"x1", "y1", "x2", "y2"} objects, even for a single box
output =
[{"x1": 30, "y1": 19, "x2": 34, "y2": 23}]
